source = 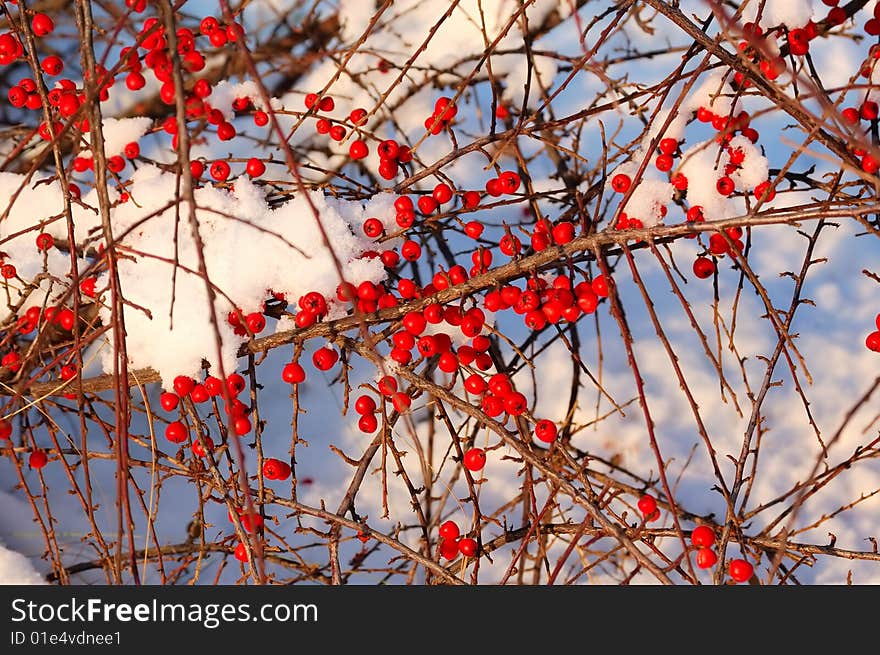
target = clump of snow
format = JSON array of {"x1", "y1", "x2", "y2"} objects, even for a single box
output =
[
  {"x1": 727, "y1": 135, "x2": 769, "y2": 190},
  {"x1": 93, "y1": 117, "x2": 152, "y2": 158},
  {"x1": 678, "y1": 142, "x2": 736, "y2": 221},
  {"x1": 98, "y1": 166, "x2": 390, "y2": 387},
  {"x1": 676, "y1": 136, "x2": 770, "y2": 221},
  {"x1": 606, "y1": 162, "x2": 673, "y2": 226},
  {"x1": 0, "y1": 543, "x2": 44, "y2": 585},
  {"x1": 760, "y1": 0, "x2": 815, "y2": 29},
  {"x1": 208, "y1": 80, "x2": 280, "y2": 121},
  {"x1": 646, "y1": 71, "x2": 739, "y2": 148},
  {"x1": 0, "y1": 164, "x2": 393, "y2": 387},
  {"x1": 0, "y1": 173, "x2": 94, "y2": 323}
]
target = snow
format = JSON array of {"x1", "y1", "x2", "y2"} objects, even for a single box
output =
[
  {"x1": 94, "y1": 117, "x2": 152, "y2": 158},
  {"x1": 0, "y1": 161, "x2": 392, "y2": 388},
  {"x1": 207, "y1": 80, "x2": 277, "y2": 121},
  {"x1": 760, "y1": 0, "x2": 815, "y2": 29},
  {"x1": 0, "y1": 0, "x2": 876, "y2": 587},
  {"x1": 0, "y1": 543, "x2": 44, "y2": 585},
  {"x1": 97, "y1": 166, "x2": 390, "y2": 387}
]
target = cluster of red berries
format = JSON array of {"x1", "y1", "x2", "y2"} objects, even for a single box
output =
[
  {"x1": 0, "y1": 420, "x2": 47, "y2": 469},
  {"x1": 484, "y1": 170, "x2": 521, "y2": 198},
  {"x1": 485, "y1": 273, "x2": 605, "y2": 332},
  {"x1": 376, "y1": 138, "x2": 413, "y2": 181},
  {"x1": 72, "y1": 140, "x2": 142, "y2": 179},
  {"x1": 691, "y1": 525, "x2": 718, "y2": 569},
  {"x1": 0, "y1": 30, "x2": 24, "y2": 67},
  {"x1": 865, "y1": 314, "x2": 880, "y2": 352},
  {"x1": 160, "y1": 371, "x2": 252, "y2": 448},
  {"x1": 262, "y1": 457, "x2": 292, "y2": 481},
  {"x1": 8, "y1": 303, "x2": 78, "y2": 338},
  {"x1": 306, "y1": 93, "x2": 348, "y2": 143},
  {"x1": 637, "y1": 494, "x2": 661, "y2": 522},
  {"x1": 689, "y1": 525, "x2": 754, "y2": 582},
  {"x1": 227, "y1": 308, "x2": 268, "y2": 337},
  {"x1": 841, "y1": 98, "x2": 880, "y2": 173},
  {"x1": 353, "y1": 393, "x2": 380, "y2": 433},
  {"x1": 438, "y1": 520, "x2": 478, "y2": 560},
  {"x1": 425, "y1": 97, "x2": 457, "y2": 135},
  {"x1": 230, "y1": 505, "x2": 265, "y2": 562}
]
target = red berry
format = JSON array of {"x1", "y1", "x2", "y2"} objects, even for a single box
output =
[
  {"x1": 192, "y1": 436, "x2": 214, "y2": 457},
  {"x1": 246, "y1": 157, "x2": 265, "y2": 177},
  {"x1": 432, "y1": 183, "x2": 453, "y2": 204},
  {"x1": 349, "y1": 139, "x2": 368, "y2": 159},
  {"x1": 841, "y1": 107, "x2": 859, "y2": 124},
  {"x1": 41, "y1": 55, "x2": 63, "y2": 76},
  {"x1": 439, "y1": 520, "x2": 459, "y2": 540},
  {"x1": 282, "y1": 362, "x2": 306, "y2": 384},
  {"x1": 695, "y1": 548, "x2": 718, "y2": 569},
  {"x1": 313, "y1": 346, "x2": 338, "y2": 371},
  {"x1": 402, "y1": 311, "x2": 427, "y2": 335},
  {"x1": 209, "y1": 160, "x2": 230, "y2": 181},
  {"x1": 165, "y1": 421, "x2": 188, "y2": 443},
  {"x1": 691, "y1": 525, "x2": 716, "y2": 548},
  {"x1": 865, "y1": 331, "x2": 880, "y2": 352},
  {"x1": 458, "y1": 538, "x2": 478, "y2": 558},
  {"x1": 417, "y1": 195, "x2": 438, "y2": 215},
  {"x1": 729, "y1": 558, "x2": 753, "y2": 583},
  {"x1": 263, "y1": 457, "x2": 291, "y2": 481},
  {"x1": 160, "y1": 392, "x2": 179, "y2": 411},
  {"x1": 378, "y1": 376, "x2": 398, "y2": 396},
  {"x1": 35, "y1": 232, "x2": 54, "y2": 251},
  {"x1": 401, "y1": 240, "x2": 422, "y2": 261},
  {"x1": 29, "y1": 449, "x2": 48, "y2": 469},
  {"x1": 349, "y1": 108, "x2": 367, "y2": 125},
  {"x1": 363, "y1": 217, "x2": 384, "y2": 238},
  {"x1": 329, "y1": 125, "x2": 346, "y2": 141},
  {"x1": 226, "y1": 373, "x2": 246, "y2": 396},
  {"x1": 534, "y1": 419, "x2": 557, "y2": 443},
  {"x1": 0, "y1": 419, "x2": 12, "y2": 440},
  {"x1": 463, "y1": 447, "x2": 486, "y2": 472},
  {"x1": 503, "y1": 392, "x2": 528, "y2": 416},
  {"x1": 234, "y1": 542, "x2": 249, "y2": 563},
  {"x1": 716, "y1": 176, "x2": 735, "y2": 196},
  {"x1": 611, "y1": 173, "x2": 631, "y2": 193},
  {"x1": 659, "y1": 137, "x2": 678, "y2": 154},
  {"x1": 637, "y1": 494, "x2": 658, "y2": 517},
  {"x1": 32, "y1": 14, "x2": 55, "y2": 37},
  {"x1": 440, "y1": 537, "x2": 459, "y2": 560},
  {"x1": 245, "y1": 312, "x2": 266, "y2": 334},
  {"x1": 552, "y1": 221, "x2": 575, "y2": 245},
  {"x1": 693, "y1": 256, "x2": 715, "y2": 279},
  {"x1": 391, "y1": 392, "x2": 411, "y2": 413},
  {"x1": 173, "y1": 375, "x2": 195, "y2": 397},
  {"x1": 240, "y1": 513, "x2": 264, "y2": 534},
  {"x1": 464, "y1": 221, "x2": 484, "y2": 239},
  {"x1": 591, "y1": 275, "x2": 609, "y2": 298},
  {"x1": 357, "y1": 413, "x2": 378, "y2": 433},
  {"x1": 217, "y1": 121, "x2": 236, "y2": 141},
  {"x1": 190, "y1": 384, "x2": 209, "y2": 404},
  {"x1": 354, "y1": 394, "x2": 377, "y2": 415},
  {"x1": 655, "y1": 154, "x2": 674, "y2": 172},
  {"x1": 233, "y1": 416, "x2": 252, "y2": 436}
]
